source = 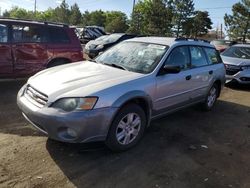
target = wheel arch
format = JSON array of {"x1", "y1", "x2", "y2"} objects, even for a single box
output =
[
  {"x1": 112, "y1": 91, "x2": 153, "y2": 127},
  {"x1": 214, "y1": 79, "x2": 222, "y2": 97}
]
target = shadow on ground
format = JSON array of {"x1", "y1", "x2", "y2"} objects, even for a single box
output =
[
  {"x1": 46, "y1": 100, "x2": 250, "y2": 188},
  {"x1": 225, "y1": 81, "x2": 250, "y2": 91}
]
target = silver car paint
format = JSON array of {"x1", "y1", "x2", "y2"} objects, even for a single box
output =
[
  {"x1": 221, "y1": 54, "x2": 250, "y2": 84},
  {"x1": 17, "y1": 37, "x2": 226, "y2": 143}
]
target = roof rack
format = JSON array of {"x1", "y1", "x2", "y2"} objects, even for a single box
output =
[
  {"x1": 175, "y1": 37, "x2": 210, "y2": 43},
  {"x1": 0, "y1": 17, "x2": 68, "y2": 27}
]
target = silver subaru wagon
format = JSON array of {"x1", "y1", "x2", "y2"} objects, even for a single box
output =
[{"x1": 17, "y1": 37, "x2": 226, "y2": 151}]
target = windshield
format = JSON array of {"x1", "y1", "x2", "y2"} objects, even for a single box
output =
[
  {"x1": 95, "y1": 41, "x2": 168, "y2": 74},
  {"x1": 222, "y1": 46, "x2": 250, "y2": 59},
  {"x1": 96, "y1": 34, "x2": 123, "y2": 43}
]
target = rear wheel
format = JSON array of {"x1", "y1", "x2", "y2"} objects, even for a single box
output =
[
  {"x1": 202, "y1": 83, "x2": 219, "y2": 111},
  {"x1": 105, "y1": 104, "x2": 146, "y2": 152}
]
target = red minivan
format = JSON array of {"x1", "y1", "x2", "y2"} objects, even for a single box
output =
[{"x1": 0, "y1": 18, "x2": 84, "y2": 78}]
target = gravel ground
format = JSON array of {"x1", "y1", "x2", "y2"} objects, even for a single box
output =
[{"x1": 0, "y1": 80, "x2": 250, "y2": 188}]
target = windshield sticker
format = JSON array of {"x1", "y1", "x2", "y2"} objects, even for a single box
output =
[{"x1": 148, "y1": 44, "x2": 166, "y2": 50}]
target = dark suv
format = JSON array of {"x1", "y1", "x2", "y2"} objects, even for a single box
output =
[{"x1": 0, "y1": 18, "x2": 83, "y2": 78}]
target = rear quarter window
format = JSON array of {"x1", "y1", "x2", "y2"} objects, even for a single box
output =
[
  {"x1": 204, "y1": 47, "x2": 222, "y2": 64},
  {"x1": 48, "y1": 27, "x2": 70, "y2": 43}
]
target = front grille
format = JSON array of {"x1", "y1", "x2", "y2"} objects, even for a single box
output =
[
  {"x1": 24, "y1": 85, "x2": 48, "y2": 107},
  {"x1": 226, "y1": 70, "x2": 240, "y2": 75},
  {"x1": 225, "y1": 64, "x2": 241, "y2": 76}
]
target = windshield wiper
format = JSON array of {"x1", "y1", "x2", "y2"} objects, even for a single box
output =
[{"x1": 103, "y1": 63, "x2": 128, "y2": 71}]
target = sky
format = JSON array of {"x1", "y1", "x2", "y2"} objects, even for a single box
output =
[{"x1": 0, "y1": 0, "x2": 240, "y2": 29}]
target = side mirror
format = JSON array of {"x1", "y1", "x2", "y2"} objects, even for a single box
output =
[
  {"x1": 163, "y1": 64, "x2": 181, "y2": 74},
  {"x1": 98, "y1": 51, "x2": 104, "y2": 56}
]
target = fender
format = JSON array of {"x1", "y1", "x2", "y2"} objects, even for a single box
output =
[{"x1": 112, "y1": 90, "x2": 153, "y2": 126}]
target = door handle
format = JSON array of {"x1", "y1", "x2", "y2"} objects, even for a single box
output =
[
  {"x1": 186, "y1": 75, "x2": 192, "y2": 80},
  {"x1": 209, "y1": 70, "x2": 213, "y2": 75}
]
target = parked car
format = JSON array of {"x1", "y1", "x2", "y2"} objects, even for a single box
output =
[
  {"x1": 221, "y1": 44, "x2": 250, "y2": 84},
  {"x1": 0, "y1": 18, "x2": 83, "y2": 78},
  {"x1": 85, "y1": 33, "x2": 137, "y2": 58},
  {"x1": 17, "y1": 37, "x2": 225, "y2": 151},
  {"x1": 74, "y1": 26, "x2": 106, "y2": 44},
  {"x1": 210, "y1": 39, "x2": 237, "y2": 53}
]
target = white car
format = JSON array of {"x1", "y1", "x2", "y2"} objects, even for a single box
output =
[{"x1": 221, "y1": 44, "x2": 250, "y2": 84}]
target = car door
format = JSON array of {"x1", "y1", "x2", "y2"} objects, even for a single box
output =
[
  {"x1": 0, "y1": 22, "x2": 13, "y2": 76},
  {"x1": 187, "y1": 46, "x2": 214, "y2": 99},
  {"x1": 11, "y1": 24, "x2": 48, "y2": 76},
  {"x1": 154, "y1": 46, "x2": 194, "y2": 112}
]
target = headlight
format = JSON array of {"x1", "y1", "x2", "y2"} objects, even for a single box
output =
[
  {"x1": 241, "y1": 66, "x2": 250, "y2": 70},
  {"x1": 51, "y1": 97, "x2": 98, "y2": 112},
  {"x1": 95, "y1": 44, "x2": 104, "y2": 50}
]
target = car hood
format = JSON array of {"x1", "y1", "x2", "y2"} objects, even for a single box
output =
[
  {"x1": 221, "y1": 55, "x2": 250, "y2": 66},
  {"x1": 28, "y1": 61, "x2": 144, "y2": 102}
]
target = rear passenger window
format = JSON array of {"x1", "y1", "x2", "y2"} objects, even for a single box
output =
[
  {"x1": 204, "y1": 47, "x2": 222, "y2": 64},
  {"x1": 12, "y1": 25, "x2": 46, "y2": 43},
  {"x1": 48, "y1": 27, "x2": 70, "y2": 43},
  {"x1": 0, "y1": 24, "x2": 8, "y2": 43},
  {"x1": 190, "y1": 46, "x2": 208, "y2": 67},
  {"x1": 165, "y1": 46, "x2": 190, "y2": 70}
]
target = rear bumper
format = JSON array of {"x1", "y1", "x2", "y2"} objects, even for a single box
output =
[{"x1": 17, "y1": 88, "x2": 118, "y2": 143}]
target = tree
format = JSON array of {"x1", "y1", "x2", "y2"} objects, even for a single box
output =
[
  {"x1": 82, "y1": 11, "x2": 91, "y2": 26},
  {"x1": 224, "y1": 0, "x2": 250, "y2": 42},
  {"x1": 128, "y1": 0, "x2": 173, "y2": 36},
  {"x1": 146, "y1": 0, "x2": 173, "y2": 36},
  {"x1": 172, "y1": 0, "x2": 194, "y2": 37},
  {"x1": 128, "y1": 1, "x2": 148, "y2": 34},
  {"x1": 105, "y1": 11, "x2": 128, "y2": 32},
  {"x1": 82, "y1": 10, "x2": 106, "y2": 27},
  {"x1": 3, "y1": 6, "x2": 33, "y2": 19},
  {"x1": 35, "y1": 8, "x2": 56, "y2": 22},
  {"x1": 183, "y1": 11, "x2": 212, "y2": 38},
  {"x1": 53, "y1": 0, "x2": 70, "y2": 24},
  {"x1": 70, "y1": 3, "x2": 82, "y2": 26}
]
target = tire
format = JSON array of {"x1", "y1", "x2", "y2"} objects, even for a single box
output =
[
  {"x1": 105, "y1": 104, "x2": 146, "y2": 152},
  {"x1": 47, "y1": 59, "x2": 69, "y2": 68},
  {"x1": 202, "y1": 83, "x2": 219, "y2": 111}
]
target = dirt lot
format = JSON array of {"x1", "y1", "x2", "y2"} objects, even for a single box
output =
[{"x1": 0, "y1": 80, "x2": 250, "y2": 188}]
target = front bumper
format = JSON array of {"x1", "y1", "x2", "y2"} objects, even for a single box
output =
[
  {"x1": 17, "y1": 89, "x2": 118, "y2": 143},
  {"x1": 226, "y1": 69, "x2": 250, "y2": 84}
]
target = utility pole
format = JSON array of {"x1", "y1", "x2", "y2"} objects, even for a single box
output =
[
  {"x1": 34, "y1": 0, "x2": 37, "y2": 16},
  {"x1": 132, "y1": 0, "x2": 136, "y2": 14}
]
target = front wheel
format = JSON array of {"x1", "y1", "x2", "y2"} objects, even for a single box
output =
[
  {"x1": 105, "y1": 104, "x2": 146, "y2": 152},
  {"x1": 202, "y1": 84, "x2": 219, "y2": 111}
]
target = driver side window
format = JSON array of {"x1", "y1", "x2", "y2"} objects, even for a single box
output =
[{"x1": 165, "y1": 46, "x2": 190, "y2": 70}]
